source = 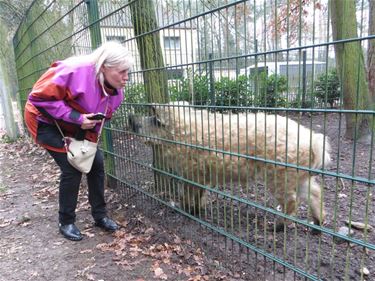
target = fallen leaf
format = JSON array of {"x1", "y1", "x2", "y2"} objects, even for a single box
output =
[
  {"x1": 362, "y1": 267, "x2": 370, "y2": 276},
  {"x1": 0, "y1": 219, "x2": 13, "y2": 228},
  {"x1": 81, "y1": 231, "x2": 95, "y2": 238},
  {"x1": 154, "y1": 267, "x2": 168, "y2": 280},
  {"x1": 345, "y1": 220, "x2": 373, "y2": 232},
  {"x1": 86, "y1": 273, "x2": 95, "y2": 281},
  {"x1": 80, "y1": 249, "x2": 93, "y2": 254}
]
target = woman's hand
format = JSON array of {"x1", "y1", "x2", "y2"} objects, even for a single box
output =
[{"x1": 81, "y1": 114, "x2": 103, "y2": 130}]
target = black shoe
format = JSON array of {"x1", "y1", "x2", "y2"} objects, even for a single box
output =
[
  {"x1": 59, "y1": 223, "x2": 83, "y2": 241},
  {"x1": 95, "y1": 217, "x2": 118, "y2": 232}
]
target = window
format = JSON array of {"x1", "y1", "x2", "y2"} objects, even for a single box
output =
[
  {"x1": 164, "y1": 36, "x2": 180, "y2": 49},
  {"x1": 250, "y1": 66, "x2": 268, "y2": 76},
  {"x1": 106, "y1": 36, "x2": 126, "y2": 42},
  {"x1": 167, "y1": 69, "x2": 184, "y2": 80}
]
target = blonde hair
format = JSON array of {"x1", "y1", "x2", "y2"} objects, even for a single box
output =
[
  {"x1": 90, "y1": 41, "x2": 134, "y2": 74},
  {"x1": 66, "y1": 41, "x2": 135, "y2": 84}
]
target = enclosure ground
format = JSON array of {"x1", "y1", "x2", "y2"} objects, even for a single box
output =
[
  {"x1": 117, "y1": 112, "x2": 374, "y2": 281},
  {"x1": 1, "y1": 111, "x2": 374, "y2": 281},
  {"x1": 0, "y1": 138, "x2": 238, "y2": 281}
]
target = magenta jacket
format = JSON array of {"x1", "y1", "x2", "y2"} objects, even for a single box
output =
[{"x1": 25, "y1": 59, "x2": 124, "y2": 152}]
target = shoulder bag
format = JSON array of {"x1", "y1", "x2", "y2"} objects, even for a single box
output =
[{"x1": 54, "y1": 117, "x2": 106, "y2": 174}]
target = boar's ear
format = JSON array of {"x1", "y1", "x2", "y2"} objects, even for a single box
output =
[
  {"x1": 149, "y1": 103, "x2": 165, "y2": 116},
  {"x1": 149, "y1": 103, "x2": 157, "y2": 116}
]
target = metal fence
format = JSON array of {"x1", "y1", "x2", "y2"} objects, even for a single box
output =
[{"x1": 14, "y1": 0, "x2": 374, "y2": 280}]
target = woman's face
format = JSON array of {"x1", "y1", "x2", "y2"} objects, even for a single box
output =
[{"x1": 101, "y1": 65, "x2": 130, "y2": 89}]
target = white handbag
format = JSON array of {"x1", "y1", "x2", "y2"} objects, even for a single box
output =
[
  {"x1": 55, "y1": 115, "x2": 106, "y2": 174},
  {"x1": 64, "y1": 137, "x2": 99, "y2": 173}
]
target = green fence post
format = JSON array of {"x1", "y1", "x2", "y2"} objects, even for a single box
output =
[
  {"x1": 209, "y1": 53, "x2": 215, "y2": 107},
  {"x1": 302, "y1": 50, "x2": 307, "y2": 108},
  {"x1": 85, "y1": 0, "x2": 102, "y2": 48},
  {"x1": 85, "y1": 0, "x2": 116, "y2": 189}
]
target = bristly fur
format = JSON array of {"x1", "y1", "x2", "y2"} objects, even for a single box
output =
[{"x1": 129, "y1": 102, "x2": 331, "y2": 229}]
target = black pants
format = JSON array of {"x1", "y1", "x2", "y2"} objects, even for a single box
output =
[{"x1": 47, "y1": 149, "x2": 107, "y2": 225}]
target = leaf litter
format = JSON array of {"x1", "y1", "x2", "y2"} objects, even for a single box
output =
[{"x1": 0, "y1": 137, "x2": 237, "y2": 281}]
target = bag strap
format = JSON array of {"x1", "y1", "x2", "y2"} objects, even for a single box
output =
[
  {"x1": 54, "y1": 119, "x2": 66, "y2": 139},
  {"x1": 54, "y1": 98, "x2": 109, "y2": 143},
  {"x1": 96, "y1": 117, "x2": 106, "y2": 141},
  {"x1": 54, "y1": 119, "x2": 69, "y2": 153}
]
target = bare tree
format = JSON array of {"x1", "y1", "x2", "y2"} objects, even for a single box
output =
[
  {"x1": 129, "y1": 0, "x2": 168, "y2": 103},
  {"x1": 0, "y1": 0, "x2": 31, "y2": 139},
  {"x1": 330, "y1": 0, "x2": 373, "y2": 140},
  {"x1": 0, "y1": 24, "x2": 18, "y2": 139},
  {"x1": 367, "y1": 0, "x2": 375, "y2": 103}
]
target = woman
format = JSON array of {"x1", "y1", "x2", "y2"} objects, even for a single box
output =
[{"x1": 24, "y1": 41, "x2": 135, "y2": 241}]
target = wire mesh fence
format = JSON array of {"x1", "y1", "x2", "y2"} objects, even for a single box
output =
[{"x1": 13, "y1": 0, "x2": 374, "y2": 280}]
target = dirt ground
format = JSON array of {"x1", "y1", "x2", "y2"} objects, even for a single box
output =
[
  {"x1": 1, "y1": 111, "x2": 374, "y2": 281},
  {"x1": 112, "y1": 112, "x2": 375, "y2": 281},
  {"x1": 0, "y1": 138, "x2": 238, "y2": 281}
]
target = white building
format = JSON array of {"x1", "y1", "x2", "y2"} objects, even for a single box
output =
[{"x1": 72, "y1": 3, "x2": 198, "y2": 83}]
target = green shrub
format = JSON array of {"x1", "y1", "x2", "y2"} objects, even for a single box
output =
[
  {"x1": 125, "y1": 84, "x2": 147, "y2": 104},
  {"x1": 170, "y1": 74, "x2": 253, "y2": 111},
  {"x1": 313, "y1": 69, "x2": 340, "y2": 108},
  {"x1": 253, "y1": 72, "x2": 288, "y2": 107},
  {"x1": 214, "y1": 75, "x2": 253, "y2": 112},
  {"x1": 120, "y1": 84, "x2": 148, "y2": 118},
  {"x1": 125, "y1": 72, "x2": 288, "y2": 112},
  {"x1": 169, "y1": 75, "x2": 210, "y2": 105}
]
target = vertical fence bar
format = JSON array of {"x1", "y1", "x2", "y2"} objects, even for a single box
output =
[
  {"x1": 209, "y1": 53, "x2": 215, "y2": 107},
  {"x1": 302, "y1": 50, "x2": 307, "y2": 108},
  {"x1": 85, "y1": 0, "x2": 102, "y2": 48},
  {"x1": 85, "y1": 0, "x2": 116, "y2": 189}
]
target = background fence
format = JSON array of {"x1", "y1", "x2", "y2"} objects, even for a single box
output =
[{"x1": 14, "y1": 0, "x2": 374, "y2": 280}]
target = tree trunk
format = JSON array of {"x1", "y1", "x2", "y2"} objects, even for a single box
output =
[
  {"x1": 0, "y1": 62, "x2": 19, "y2": 140},
  {"x1": 129, "y1": 0, "x2": 169, "y2": 192},
  {"x1": 330, "y1": 0, "x2": 373, "y2": 140},
  {"x1": 129, "y1": 0, "x2": 168, "y2": 103},
  {"x1": 367, "y1": 0, "x2": 375, "y2": 103},
  {"x1": 0, "y1": 23, "x2": 19, "y2": 140}
]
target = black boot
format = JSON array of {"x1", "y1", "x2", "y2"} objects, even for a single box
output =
[
  {"x1": 94, "y1": 217, "x2": 118, "y2": 232},
  {"x1": 59, "y1": 223, "x2": 83, "y2": 241}
]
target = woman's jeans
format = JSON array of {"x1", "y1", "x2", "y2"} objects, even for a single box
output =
[{"x1": 47, "y1": 149, "x2": 107, "y2": 225}]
